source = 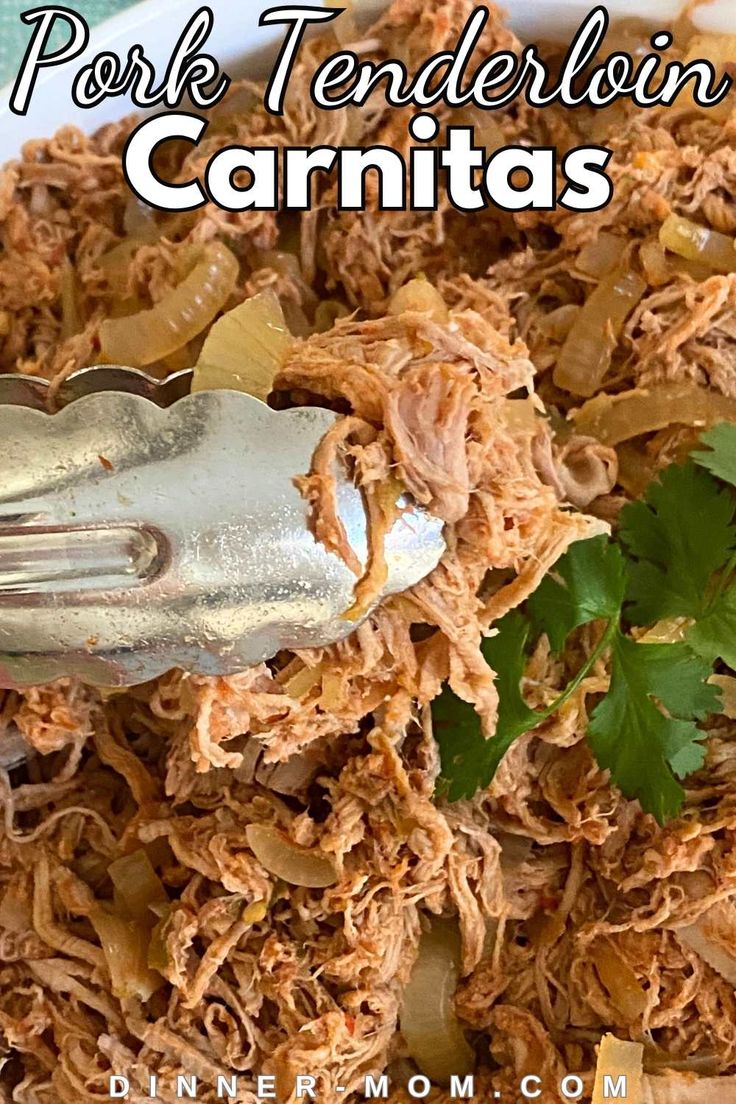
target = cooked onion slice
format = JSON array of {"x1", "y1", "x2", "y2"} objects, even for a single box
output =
[
  {"x1": 99, "y1": 241, "x2": 239, "y2": 368},
  {"x1": 499, "y1": 396, "x2": 538, "y2": 435},
  {"x1": 123, "y1": 196, "x2": 158, "y2": 238},
  {"x1": 90, "y1": 908, "x2": 163, "y2": 1001},
  {"x1": 593, "y1": 1036, "x2": 643, "y2": 1104},
  {"x1": 639, "y1": 239, "x2": 671, "y2": 286},
  {"x1": 191, "y1": 288, "x2": 292, "y2": 401},
  {"x1": 245, "y1": 824, "x2": 337, "y2": 888},
  {"x1": 576, "y1": 233, "x2": 627, "y2": 279},
  {"x1": 660, "y1": 214, "x2": 736, "y2": 275},
  {"x1": 108, "y1": 849, "x2": 168, "y2": 922},
  {"x1": 388, "y1": 277, "x2": 449, "y2": 323},
  {"x1": 282, "y1": 661, "x2": 324, "y2": 700},
  {"x1": 677, "y1": 901, "x2": 736, "y2": 986},
  {"x1": 591, "y1": 942, "x2": 648, "y2": 1021},
  {"x1": 553, "y1": 270, "x2": 646, "y2": 397},
  {"x1": 400, "y1": 918, "x2": 475, "y2": 1086},
  {"x1": 571, "y1": 383, "x2": 736, "y2": 446},
  {"x1": 640, "y1": 238, "x2": 710, "y2": 286}
]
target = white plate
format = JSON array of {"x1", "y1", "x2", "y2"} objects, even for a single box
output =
[{"x1": 0, "y1": 0, "x2": 732, "y2": 161}]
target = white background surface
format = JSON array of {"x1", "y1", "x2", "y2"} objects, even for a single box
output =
[{"x1": 0, "y1": 0, "x2": 732, "y2": 160}]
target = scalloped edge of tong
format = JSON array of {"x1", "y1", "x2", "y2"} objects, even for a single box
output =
[{"x1": 0, "y1": 365, "x2": 194, "y2": 411}]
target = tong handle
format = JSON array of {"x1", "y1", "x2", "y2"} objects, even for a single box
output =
[
  {"x1": 0, "y1": 381, "x2": 445, "y2": 687},
  {"x1": 0, "y1": 526, "x2": 161, "y2": 594}
]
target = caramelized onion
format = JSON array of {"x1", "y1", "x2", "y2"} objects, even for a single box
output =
[
  {"x1": 108, "y1": 849, "x2": 168, "y2": 922},
  {"x1": 571, "y1": 383, "x2": 736, "y2": 446},
  {"x1": 593, "y1": 1036, "x2": 643, "y2": 1104},
  {"x1": 319, "y1": 669, "x2": 344, "y2": 710},
  {"x1": 640, "y1": 238, "x2": 710, "y2": 286},
  {"x1": 99, "y1": 238, "x2": 143, "y2": 292},
  {"x1": 639, "y1": 239, "x2": 670, "y2": 286},
  {"x1": 191, "y1": 288, "x2": 292, "y2": 401},
  {"x1": 539, "y1": 303, "x2": 580, "y2": 341},
  {"x1": 255, "y1": 248, "x2": 310, "y2": 291},
  {"x1": 90, "y1": 907, "x2": 164, "y2": 1001},
  {"x1": 400, "y1": 918, "x2": 475, "y2": 1086},
  {"x1": 99, "y1": 242, "x2": 239, "y2": 367},
  {"x1": 245, "y1": 824, "x2": 337, "y2": 888},
  {"x1": 123, "y1": 196, "x2": 158, "y2": 238},
  {"x1": 616, "y1": 443, "x2": 656, "y2": 497},
  {"x1": 252, "y1": 248, "x2": 319, "y2": 330},
  {"x1": 99, "y1": 202, "x2": 161, "y2": 293},
  {"x1": 659, "y1": 214, "x2": 736, "y2": 274},
  {"x1": 282, "y1": 662, "x2": 323, "y2": 700},
  {"x1": 388, "y1": 277, "x2": 449, "y2": 323},
  {"x1": 553, "y1": 270, "x2": 646, "y2": 397},
  {"x1": 576, "y1": 233, "x2": 627, "y2": 279},
  {"x1": 343, "y1": 473, "x2": 404, "y2": 621},
  {"x1": 146, "y1": 904, "x2": 173, "y2": 973},
  {"x1": 591, "y1": 942, "x2": 648, "y2": 1021},
  {"x1": 499, "y1": 396, "x2": 538, "y2": 434}
]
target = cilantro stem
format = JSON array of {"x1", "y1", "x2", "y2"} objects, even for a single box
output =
[{"x1": 535, "y1": 619, "x2": 617, "y2": 725}]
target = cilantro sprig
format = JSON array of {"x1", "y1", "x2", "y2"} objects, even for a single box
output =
[
  {"x1": 434, "y1": 538, "x2": 623, "y2": 804},
  {"x1": 433, "y1": 424, "x2": 736, "y2": 824},
  {"x1": 693, "y1": 422, "x2": 736, "y2": 487},
  {"x1": 619, "y1": 456, "x2": 736, "y2": 670},
  {"x1": 619, "y1": 463, "x2": 736, "y2": 627},
  {"x1": 588, "y1": 634, "x2": 716, "y2": 824}
]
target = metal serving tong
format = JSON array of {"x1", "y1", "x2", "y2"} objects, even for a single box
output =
[{"x1": 0, "y1": 366, "x2": 444, "y2": 690}]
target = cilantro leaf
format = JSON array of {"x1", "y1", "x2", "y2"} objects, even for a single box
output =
[
  {"x1": 434, "y1": 512, "x2": 724, "y2": 821},
  {"x1": 434, "y1": 612, "x2": 538, "y2": 801},
  {"x1": 618, "y1": 639, "x2": 721, "y2": 721},
  {"x1": 435, "y1": 540, "x2": 625, "y2": 801},
  {"x1": 588, "y1": 634, "x2": 719, "y2": 824},
  {"x1": 688, "y1": 586, "x2": 736, "y2": 670},
  {"x1": 482, "y1": 611, "x2": 541, "y2": 753},
  {"x1": 527, "y1": 535, "x2": 625, "y2": 652},
  {"x1": 619, "y1": 462, "x2": 736, "y2": 625},
  {"x1": 693, "y1": 423, "x2": 736, "y2": 488}
]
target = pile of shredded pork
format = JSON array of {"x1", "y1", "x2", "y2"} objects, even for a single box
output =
[{"x1": 3, "y1": 2, "x2": 736, "y2": 1101}]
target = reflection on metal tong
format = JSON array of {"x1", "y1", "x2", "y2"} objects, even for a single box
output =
[{"x1": 0, "y1": 366, "x2": 445, "y2": 690}]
